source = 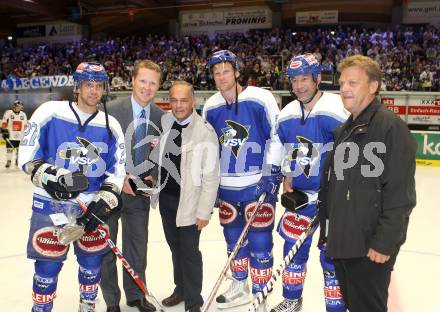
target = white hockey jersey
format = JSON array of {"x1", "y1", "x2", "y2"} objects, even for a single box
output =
[
  {"x1": 2, "y1": 109, "x2": 28, "y2": 141},
  {"x1": 18, "y1": 101, "x2": 126, "y2": 202},
  {"x1": 202, "y1": 86, "x2": 283, "y2": 202}
]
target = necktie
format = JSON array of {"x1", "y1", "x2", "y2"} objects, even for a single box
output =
[{"x1": 134, "y1": 109, "x2": 146, "y2": 166}]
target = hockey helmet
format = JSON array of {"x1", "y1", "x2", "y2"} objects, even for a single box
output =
[
  {"x1": 73, "y1": 62, "x2": 109, "y2": 93},
  {"x1": 207, "y1": 50, "x2": 240, "y2": 71},
  {"x1": 13, "y1": 100, "x2": 23, "y2": 111},
  {"x1": 286, "y1": 54, "x2": 321, "y2": 81}
]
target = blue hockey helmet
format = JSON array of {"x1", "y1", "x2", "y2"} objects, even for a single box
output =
[
  {"x1": 207, "y1": 50, "x2": 239, "y2": 71},
  {"x1": 73, "y1": 62, "x2": 109, "y2": 93},
  {"x1": 286, "y1": 54, "x2": 321, "y2": 81}
]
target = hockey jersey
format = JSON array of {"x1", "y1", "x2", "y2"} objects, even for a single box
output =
[
  {"x1": 277, "y1": 92, "x2": 349, "y2": 192},
  {"x1": 2, "y1": 109, "x2": 28, "y2": 141},
  {"x1": 18, "y1": 101, "x2": 126, "y2": 202},
  {"x1": 203, "y1": 86, "x2": 283, "y2": 202}
]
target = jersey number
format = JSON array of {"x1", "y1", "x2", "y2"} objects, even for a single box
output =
[{"x1": 21, "y1": 122, "x2": 38, "y2": 146}]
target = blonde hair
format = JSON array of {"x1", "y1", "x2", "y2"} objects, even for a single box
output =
[
  {"x1": 338, "y1": 55, "x2": 382, "y2": 94},
  {"x1": 169, "y1": 80, "x2": 195, "y2": 98},
  {"x1": 133, "y1": 59, "x2": 162, "y2": 80}
]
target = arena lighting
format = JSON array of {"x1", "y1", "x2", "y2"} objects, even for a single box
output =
[
  {"x1": 212, "y1": 2, "x2": 234, "y2": 7},
  {"x1": 292, "y1": 32, "x2": 297, "y2": 36},
  {"x1": 7, "y1": 36, "x2": 13, "y2": 40},
  {"x1": 330, "y1": 31, "x2": 335, "y2": 35},
  {"x1": 23, "y1": 0, "x2": 36, "y2": 3}
]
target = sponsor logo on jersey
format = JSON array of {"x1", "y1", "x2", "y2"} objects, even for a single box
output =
[
  {"x1": 32, "y1": 227, "x2": 69, "y2": 258},
  {"x1": 219, "y1": 201, "x2": 237, "y2": 224},
  {"x1": 32, "y1": 291, "x2": 56, "y2": 304},
  {"x1": 77, "y1": 225, "x2": 109, "y2": 252},
  {"x1": 245, "y1": 202, "x2": 275, "y2": 228},
  {"x1": 251, "y1": 267, "x2": 272, "y2": 284},
  {"x1": 79, "y1": 283, "x2": 99, "y2": 292},
  {"x1": 288, "y1": 135, "x2": 319, "y2": 178},
  {"x1": 324, "y1": 270, "x2": 336, "y2": 278},
  {"x1": 230, "y1": 258, "x2": 248, "y2": 272},
  {"x1": 280, "y1": 212, "x2": 312, "y2": 240},
  {"x1": 324, "y1": 285, "x2": 343, "y2": 299},
  {"x1": 283, "y1": 270, "x2": 306, "y2": 285},
  {"x1": 59, "y1": 136, "x2": 101, "y2": 166},
  {"x1": 33, "y1": 200, "x2": 44, "y2": 209},
  {"x1": 219, "y1": 120, "x2": 250, "y2": 158}
]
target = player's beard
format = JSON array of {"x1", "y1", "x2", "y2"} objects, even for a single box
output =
[{"x1": 77, "y1": 93, "x2": 100, "y2": 113}]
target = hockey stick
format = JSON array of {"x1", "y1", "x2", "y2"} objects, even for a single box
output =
[
  {"x1": 76, "y1": 199, "x2": 165, "y2": 312},
  {"x1": 248, "y1": 214, "x2": 319, "y2": 312},
  {"x1": 201, "y1": 192, "x2": 267, "y2": 312}
]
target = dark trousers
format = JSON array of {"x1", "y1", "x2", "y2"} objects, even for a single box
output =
[
  {"x1": 159, "y1": 192, "x2": 204, "y2": 310},
  {"x1": 101, "y1": 193, "x2": 151, "y2": 306},
  {"x1": 333, "y1": 254, "x2": 397, "y2": 312}
]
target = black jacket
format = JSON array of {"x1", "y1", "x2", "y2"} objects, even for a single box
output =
[{"x1": 318, "y1": 98, "x2": 417, "y2": 259}]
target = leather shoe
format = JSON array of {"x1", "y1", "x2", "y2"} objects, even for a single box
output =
[
  {"x1": 187, "y1": 306, "x2": 201, "y2": 312},
  {"x1": 127, "y1": 297, "x2": 156, "y2": 312},
  {"x1": 162, "y1": 292, "x2": 184, "y2": 307},
  {"x1": 106, "y1": 306, "x2": 121, "y2": 312}
]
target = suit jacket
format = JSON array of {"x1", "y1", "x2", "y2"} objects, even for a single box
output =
[
  {"x1": 151, "y1": 111, "x2": 220, "y2": 226},
  {"x1": 106, "y1": 96, "x2": 165, "y2": 179}
]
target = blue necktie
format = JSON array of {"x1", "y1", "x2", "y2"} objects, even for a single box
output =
[{"x1": 134, "y1": 109, "x2": 146, "y2": 166}]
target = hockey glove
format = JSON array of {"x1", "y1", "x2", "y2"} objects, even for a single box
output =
[
  {"x1": 77, "y1": 183, "x2": 122, "y2": 232},
  {"x1": 30, "y1": 160, "x2": 88, "y2": 200},
  {"x1": 255, "y1": 165, "x2": 282, "y2": 202},
  {"x1": 281, "y1": 190, "x2": 309, "y2": 212}
]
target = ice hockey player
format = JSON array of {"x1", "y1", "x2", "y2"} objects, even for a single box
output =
[
  {"x1": 272, "y1": 53, "x2": 348, "y2": 312},
  {"x1": 1, "y1": 100, "x2": 27, "y2": 167},
  {"x1": 18, "y1": 62, "x2": 126, "y2": 312},
  {"x1": 202, "y1": 50, "x2": 284, "y2": 312}
]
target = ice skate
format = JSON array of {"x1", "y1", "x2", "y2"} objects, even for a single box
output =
[
  {"x1": 270, "y1": 298, "x2": 303, "y2": 312},
  {"x1": 253, "y1": 295, "x2": 268, "y2": 312},
  {"x1": 216, "y1": 277, "x2": 251, "y2": 309},
  {"x1": 5, "y1": 160, "x2": 11, "y2": 168},
  {"x1": 78, "y1": 299, "x2": 95, "y2": 312}
]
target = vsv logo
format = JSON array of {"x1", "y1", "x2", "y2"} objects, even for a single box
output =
[
  {"x1": 220, "y1": 120, "x2": 251, "y2": 158},
  {"x1": 288, "y1": 135, "x2": 319, "y2": 178},
  {"x1": 59, "y1": 137, "x2": 101, "y2": 168}
]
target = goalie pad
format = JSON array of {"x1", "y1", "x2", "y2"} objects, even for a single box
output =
[
  {"x1": 30, "y1": 161, "x2": 89, "y2": 200},
  {"x1": 281, "y1": 190, "x2": 309, "y2": 212}
]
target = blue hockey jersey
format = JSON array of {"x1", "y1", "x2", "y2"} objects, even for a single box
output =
[
  {"x1": 277, "y1": 92, "x2": 348, "y2": 192},
  {"x1": 18, "y1": 101, "x2": 126, "y2": 203},
  {"x1": 203, "y1": 86, "x2": 283, "y2": 201}
]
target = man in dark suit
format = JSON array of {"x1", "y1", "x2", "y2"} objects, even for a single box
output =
[{"x1": 101, "y1": 60, "x2": 165, "y2": 312}]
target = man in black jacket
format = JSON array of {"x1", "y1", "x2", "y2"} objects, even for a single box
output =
[{"x1": 319, "y1": 55, "x2": 416, "y2": 312}]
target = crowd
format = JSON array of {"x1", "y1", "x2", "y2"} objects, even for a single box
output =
[{"x1": 1, "y1": 24, "x2": 439, "y2": 91}]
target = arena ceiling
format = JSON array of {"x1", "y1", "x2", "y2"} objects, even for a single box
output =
[
  {"x1": 0, "y1": 0, "x2": 402, "y2": 38},
  {"x1": 0, "y1": 0, "x2": 282, "y2": 37}
]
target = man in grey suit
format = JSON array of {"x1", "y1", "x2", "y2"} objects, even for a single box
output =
[{"x1": 101, "y1": 60, "x2": 165, "y2": 312}]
